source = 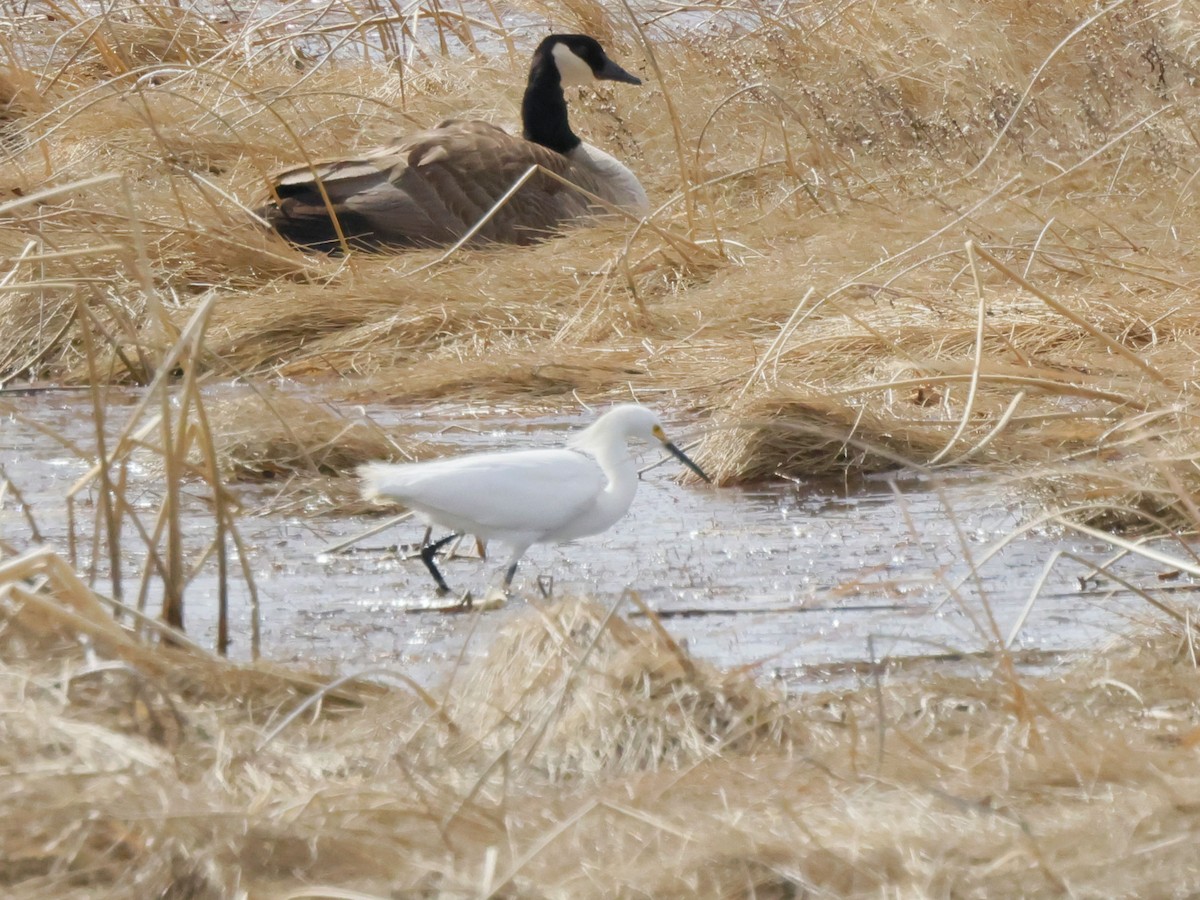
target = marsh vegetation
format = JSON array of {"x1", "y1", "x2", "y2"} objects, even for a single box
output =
[{"x1": 4, "y1": 0, "x2": 1200, "y2": 895}]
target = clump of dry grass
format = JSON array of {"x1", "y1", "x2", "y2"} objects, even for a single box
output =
[
  {"x1": 71, "y1": 3, "x2": 232, "y2": 71},
  {"x1": 204, "y1": 388, "x2": 402, "y2": 481},
  {"x1": 0, "y1": 67, "x2": 39, "y2": 131},
  {"x1": 2, "y1": 0, "x2": 1198, "y2": 531},
  {"x1": 701, "y1": 391, "x2": 942, "y2": 483},
  {"x1": 444, "y1": 596, "x2": 798, "y2": 779},
  {"x1": 199, "y1": 387, "x2": 486, "y2": 515},
  {"x1": 5, "y1": 544, "x2": 1200, "y2": 897}
]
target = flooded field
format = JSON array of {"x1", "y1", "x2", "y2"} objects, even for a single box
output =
[{"x1": 2, "y1": 386, "x2": 1183, "y2": 690}]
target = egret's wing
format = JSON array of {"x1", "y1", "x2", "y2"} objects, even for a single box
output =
[{"x1": 360, "y1": 448, "x2": 604, "y2": 535}]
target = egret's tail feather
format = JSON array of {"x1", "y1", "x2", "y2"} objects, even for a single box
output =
[{"x1": 358, "y1": 462, "x2": 395, "y2": 502}]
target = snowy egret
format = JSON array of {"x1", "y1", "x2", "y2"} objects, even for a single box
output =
[{"x1": 359, "y1": 404, "x2": 710, "y2": 592}]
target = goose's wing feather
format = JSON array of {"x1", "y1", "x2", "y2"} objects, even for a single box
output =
[
  {"x1": 360, "y1": 448, "x2": 606, "y2": 537},
  {"x1": 259, "y1": 120, "x2": 598, "y2": 250}
]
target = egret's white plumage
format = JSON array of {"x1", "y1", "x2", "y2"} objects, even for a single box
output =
[{"x1": 359, "y1": 404, "x2": 709, "y2": 592}]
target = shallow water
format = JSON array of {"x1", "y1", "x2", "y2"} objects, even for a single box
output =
[{"x1": 1, "y1": 387, "x2": 1191, "y2": 691}]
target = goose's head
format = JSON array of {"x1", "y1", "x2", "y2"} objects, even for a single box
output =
[{"x1": 536, "y1": 34, "x2": 642, "y2": 88}]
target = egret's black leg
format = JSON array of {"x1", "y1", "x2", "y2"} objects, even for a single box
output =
[
  {"x1": 501, "y1": 546, "x2": 529, "y2": 590},
  {"x1": 420, "y1": 533, "x2": 460, "y2": 594}
]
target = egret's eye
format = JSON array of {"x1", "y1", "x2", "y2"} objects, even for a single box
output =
[{"x1": 652, "y1": 425, "x2": 666, "y2": 441}]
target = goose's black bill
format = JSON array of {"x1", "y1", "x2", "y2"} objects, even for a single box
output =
[
  {"x1": 665, "y1": 441, "x2": 711, "y2": 483},
  {"x1": 598, "y1": 58, "x2": 641, "y2": 85}
]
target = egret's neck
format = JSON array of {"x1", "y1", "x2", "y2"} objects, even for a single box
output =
[{"x1": 572, "y1": 439, "x2": 639, "y2": 523}]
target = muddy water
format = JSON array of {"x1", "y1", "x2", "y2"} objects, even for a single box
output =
[{"x1": 1, "y1": 388, "x2": 1188, "y2": 690}]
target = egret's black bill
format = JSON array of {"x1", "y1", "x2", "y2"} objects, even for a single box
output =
[{"x1": 665, "y1": 441, "x2": 711, "y2": 483}]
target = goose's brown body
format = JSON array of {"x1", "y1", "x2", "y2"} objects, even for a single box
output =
[
  {"x1": 257, "y1": 35, "x2": 646, "y2": 253},
  {"x1": 264, "y1": 120, "x2": 599, "y2": 250}
]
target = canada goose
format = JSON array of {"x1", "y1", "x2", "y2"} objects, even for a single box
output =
[{"x1": 257, "y1": 34, "x2": 649, "y2": 252}]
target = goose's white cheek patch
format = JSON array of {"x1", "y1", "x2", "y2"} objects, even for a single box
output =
[{"x1": 552, "y1": 43, "x2": 596, "y2": 87}]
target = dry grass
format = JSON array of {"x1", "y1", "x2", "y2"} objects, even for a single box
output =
[
  {"x1": 5, "y1": 546, "x2": 1200, "y2": 897},
  {"x1": 0, "y1": 0, "x2": 1197, "y2": 520},
  {"x1": 204, "y1": 388, "x2": 402, "y2": 481},
  {"x1": 6, "y1": 1, "x2": 1200, "y2": 894}
]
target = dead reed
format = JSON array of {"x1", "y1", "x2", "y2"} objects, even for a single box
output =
[
  {"x1": 1, "y1": 0, "x2": 1197, "y2": 532},
  {"x1": 4, "y1": 2, "x2": 1200, "y2": 892},
  {"x1": 4, "y1": 546, "x2": 1200, "y2": 897},
  {"x1": 203, "y1": 388, "x2": 401, "y2": 481}
]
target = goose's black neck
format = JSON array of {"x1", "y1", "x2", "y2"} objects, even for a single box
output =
[{"x1": 522, "y1": 47, "x2": 581, "y2": 155}]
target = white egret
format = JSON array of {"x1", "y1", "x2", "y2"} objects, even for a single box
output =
[{"x1": 359, "y1": 404, "x2": 710, "y2": 592}]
